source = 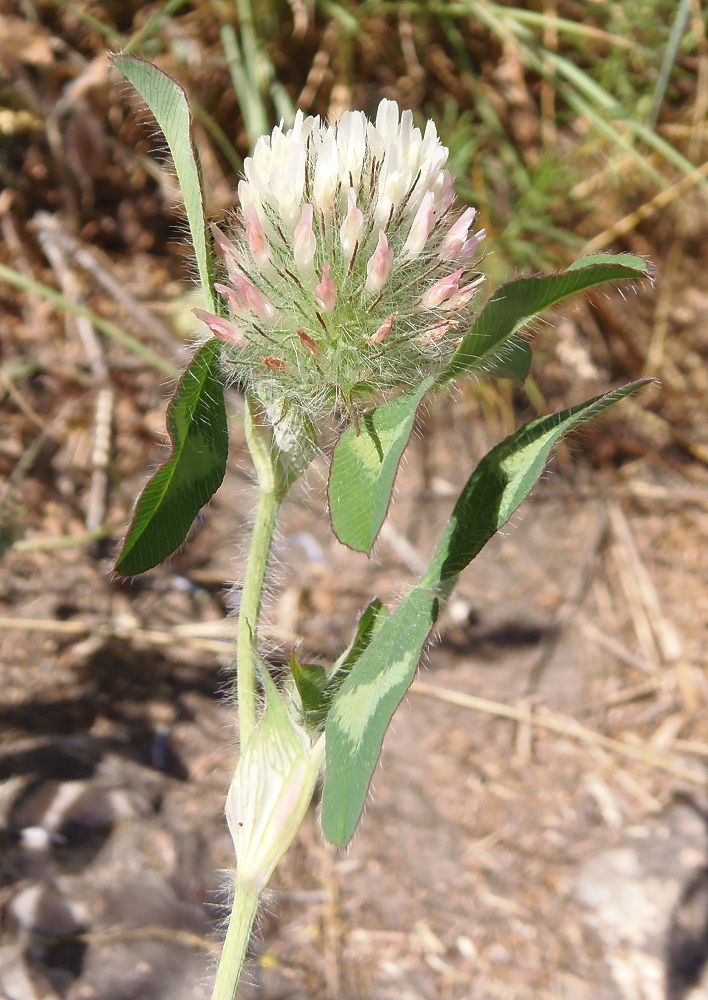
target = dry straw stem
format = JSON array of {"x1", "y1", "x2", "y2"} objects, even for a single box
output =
[
  {"x1": 81, "y1": 925, "x2": 220, "y2": 954},
  {"x1": 584, "y1": 740, "x2": 662, "y2": 813},
  {"x1": 0, "y1": 263, "x2": 177, "y2": 376},
  {"x1": 85, "y1": 385, "x2": 114, "y2": 537},
  {"x1": 410, "y1": 681, "x2": 708, "y2": 788},
  {"x1": 34, "y1": 211, "x2": 177, "y2": 352},
  {"x1": 581, "y1": 159, "x2": 708, "y2": 254},
  {"x1": 0, "y1": 615, "x2": 234, "y2": 657},
  {"x1": 579, "y1": 616, "x2": 662, "y2": 677},
  {"x1": 622, "y1": 479, "x2": 708, "y2": 509},
  {"x1": 607, "y1": 502, "x2": 683, "y2": 667},
  {"x1": 35, "y1": 215, "x2": 116, "y2": 539}
]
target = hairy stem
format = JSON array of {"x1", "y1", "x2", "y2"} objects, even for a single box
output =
[
  {"x1": 218, "y1": 395, "x2": 304, "y2": 998},
  {"x1": 211, "y1": 879, "x2": 261, "y2": 1000},
  {"x1": 213, "y1": 483, "x2": 281, "y2": 1000},
  {"x1": 235, "y1": 482, "x2": 282, "y2": 747}
]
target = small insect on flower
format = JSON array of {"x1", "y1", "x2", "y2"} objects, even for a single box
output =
[{"x1": 195, "y1": 99, "x2": 486, "y2": 426}]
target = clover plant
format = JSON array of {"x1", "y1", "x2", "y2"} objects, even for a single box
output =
[{"x1": 113, "y1": 56, "x2": 651, "y2": 999}]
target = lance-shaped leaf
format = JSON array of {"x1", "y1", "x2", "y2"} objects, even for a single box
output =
[
  {"x1": 439, "y1": 254, "x2": 650, "y2": 385},
  {"x1": 329, "y1": 378, "x2": 433, "y2": 553},
  {"x1": 486, "y1": 338, "x2": 532, "y2": 382},
  {"x1": 115, "y1": 341, "x2": 228, "y2": 575},
  {"x1": 113, "y1": 55, "x2": 216, "y2": 311},
  {"x1": 322, "y1": 585, "x2": 439, "y2": 846},
  {"x1": 322, "y1": 379, "x2": 651, "y2": 845}
]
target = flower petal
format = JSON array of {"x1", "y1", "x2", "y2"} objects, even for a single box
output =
[{"x1": 365, "y1": 231, "x2": 394, "y2": 294}]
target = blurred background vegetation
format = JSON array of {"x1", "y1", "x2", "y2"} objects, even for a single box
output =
[
  {"x1": 3, "y1": 0, "x2": 705, "y2": 425},
  {"x1": 2, "y1": 0, "x2": 703, "y2": 275}
]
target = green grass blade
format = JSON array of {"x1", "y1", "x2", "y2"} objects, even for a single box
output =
[
  {"x1": 544, "y1": 47, "x2": 704, "y2": 186},
  {"x1": 0, "y1": 263, "x2": 178, "y2": 376},
  {"x1": 48, "y1": 0, "x2": 123, "y2": 44},
  {"x1": 123, "y1": 0, "x2": 193, "y2": 54},
  {"x1": 648, "y1": 0, "x2": 691, "y2": 128},
  {"x1": 460, "y1": 1, "x2": 705, "y2": 190}
]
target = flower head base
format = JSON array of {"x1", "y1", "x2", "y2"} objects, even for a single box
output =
[{"x1": 196, "y1": 100, "x2": 485, "y2": 425}]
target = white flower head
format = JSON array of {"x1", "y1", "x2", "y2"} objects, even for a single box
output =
[{"x1": 195, "y1": 99, "x2": 485, "y2": 424}]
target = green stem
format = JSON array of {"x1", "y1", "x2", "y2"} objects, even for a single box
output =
[
  {"x1": 213, "y1": 482, "x2": 281, "y2": 1000},
  {"x1": 211, "y1": 880, "x2": 261, "y2": 1000},
  {"x1": 235, "y1": 483, "x2": 282, "y2": 747},
  {"x1": 219, "y1": 396, "x2": 302, "y2": 998}
]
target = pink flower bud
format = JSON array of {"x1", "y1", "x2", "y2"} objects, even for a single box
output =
[
  {"x1": 370, "y1": 312, "x2": 398, "y2": 345},
  {"x1": 402, "y1": 191, "x2": 436, "y2": 261},
  {"x1": 293, "y1": 203, "x2": 316, "y2": 273},
  {"x1": 439, "y1": 207, "x2": 476, "y2": 260},
  {"x1": 214, "y1": 281, "x2": 240, "y2": 312},
  {"x1": 193, "y1": 307, "x2": 247, "y2": 347},
  {"x1": 314, "y1": 263, "x2": 337, "y2": 313},
  {"x1": 211, "y1": 224, "x2": 239, "y2": 265},
  {"x1": 232, "y1": 273, "x2": 277, "y2": 322},
  {"x1": 244, "y1": 204, "x2": 271, "y2": 268},
  {"x1": 340, "y1": 188, "x2": 363, "y2": 259},
  {"x1": 365, "y1": 230, "x2": 394, "y2": 294},
  {"x1": 420, "y1": 319, "x2": 457, "y2": 347},
  {"x1": 420, "y1": 268, "x2": 464, "y2": 309},
  {"x1": 440, "y1": 274, "x2": 485, "y2": 311},
  {"x1": 459, "y1": 229, "x2": 486, "y2": 263}
]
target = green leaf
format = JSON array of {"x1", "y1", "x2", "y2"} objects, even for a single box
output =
[
  {"x1": 290, "y1": 652, "x2": 329, "y2": 717},
  {"x1": 486, "y1": 338, "x2": 532, "y2": 382},
  {"x1": 293, "y1": 600, "x2": 388, "y2": 732},
  {"x1": 113, "y1": 56, "x2": 215, "y2": 311},
  {"x1": 439, "y1": 254, "x2": 650, "y2": 385},
  {"x1": 322, "y1": 586, "x2": 439, "y2": 846},
  {"x1": 322, "y1": 379, "x2": 651, "y2": 845},
  {"x1": 565, "y1": 252, "x2": 646, "y2": 272},
  {"x1": 329, "y1": 378, "x2": 433, "y2": 553},
  {"x1": 327, "y1": 598, "x2": 388, "y2": 683},
  {"x1": 421, "y1": 380, "x2": 652, "y2": 591},
  {"x1": 115, "y1": 341, "x2": 228, "y2": 575}
]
